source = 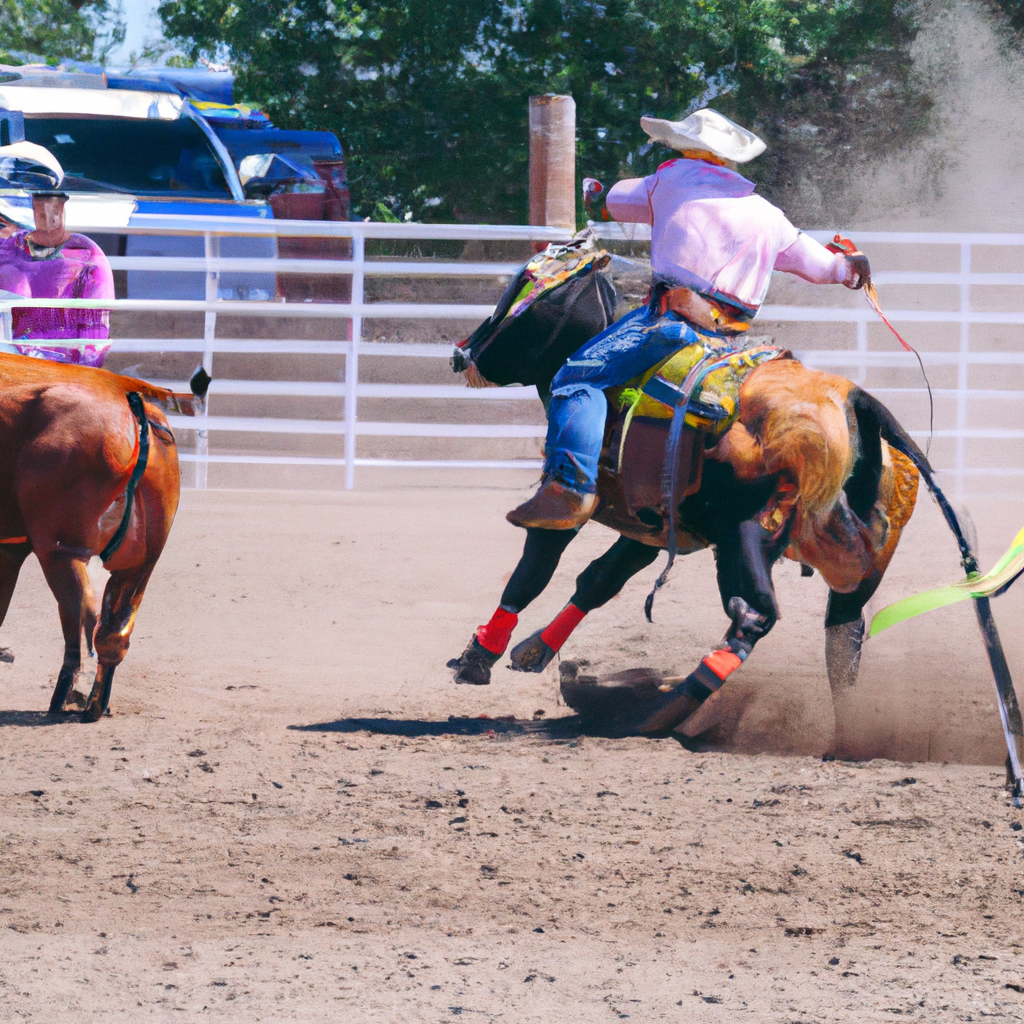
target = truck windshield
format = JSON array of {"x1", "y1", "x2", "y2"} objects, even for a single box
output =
[{"x1": 24, "y1": 115, "x2": 231, "y2": 196}]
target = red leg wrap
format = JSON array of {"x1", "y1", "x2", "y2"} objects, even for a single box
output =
[
  {"x1": 540, "y1": 603, "x2": 586, "y2": 653},
  {"x1": 702, "y1": 648, "x2": 744, "y2": 681},
  {"x1": 475, "y1": 607, "x2": 518, "y2": 655}
]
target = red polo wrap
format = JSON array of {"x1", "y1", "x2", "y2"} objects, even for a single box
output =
[
  {"x1": 475, "y1": 607, "x2": 518, "y2": 655},
  {"x1": 540, "y1": 603, "x2": 587, "y2": 652},
  {"x1": 702, "y1": 648, "x2": 744, "y2": 681}
]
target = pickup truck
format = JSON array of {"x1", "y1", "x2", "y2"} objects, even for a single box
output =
[{"x1": 0, "y1": 65, "x2": 351, "y2": 301}]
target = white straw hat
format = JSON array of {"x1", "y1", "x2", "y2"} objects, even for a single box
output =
[
  {"x1": 640, "y1": 108, "x2": 766, "y2": 163},
  {"x1": 0, "y1": 141, "x2": 64, "y2": 190}
]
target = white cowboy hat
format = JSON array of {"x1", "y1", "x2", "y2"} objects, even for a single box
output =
[
  {"x1": 0, "y1": 141, "x2": 64, "y2": 190},
  {"x1": 640, "y1": 108, "x2": 766, "y2": 163}
]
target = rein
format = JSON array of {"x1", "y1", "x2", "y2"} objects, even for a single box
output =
[
  {"x1": 826, "y1": 234, "x2": 935, "y2": 454},
  {"x1": 100, "y1": 392, "x2": 150, "y2": 563}
]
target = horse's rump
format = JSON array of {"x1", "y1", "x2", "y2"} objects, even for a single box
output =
[
  {"x1": 593, "y1": 352, "x2": 919, "y2": 593},
  {"x1": 0, "y1": 352, "x2": 200, "y2": 415}
]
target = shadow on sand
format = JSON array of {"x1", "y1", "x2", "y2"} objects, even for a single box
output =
[
  {"x1": 0, "y1": 709, "x2": 79, "y2": 728},
  {"x1": 289, "y1": 715, "x2": 706, "y2": 746},
  {"x1": 288, "y1": 714, "x2": 680, "y2": 741}
]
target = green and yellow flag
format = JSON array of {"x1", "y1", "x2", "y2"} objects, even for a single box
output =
[{"x1": 869, "y1": 526, "x2": 1024, "y2": 637}]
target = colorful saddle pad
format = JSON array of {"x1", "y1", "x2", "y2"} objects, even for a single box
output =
[{"x1": 610, "y1": 340, "x2": 786, "y2": 515}]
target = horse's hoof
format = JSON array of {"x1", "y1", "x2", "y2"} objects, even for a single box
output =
[
  {"x1": 509, "y1": 630, "x2": 556, "y2": 673},
  {"x1": 448, "y1": 639, "x2": 499, "y2": 685},
  {"x1": 80, "y1": 700, "x2": 104, "y2": 723},
  {"x1": 825, "y1": 616, "x2": 865, "y2": 692},
  {"x1": 559, "y1": 665, "x2": 702, "y2": 736},
  {"x1": 0, "y1": 648, "x2": 13, "y2": 664}
]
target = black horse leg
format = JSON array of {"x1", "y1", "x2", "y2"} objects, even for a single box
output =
[
  {"x1": 510, "y1": 536, "x2": 659, "y2": 673},
  {"x1": 824, "y1": 572, "x2": 882, "y2": 692},
  {"x1": 448, "y1": 527, "x2": 577, "y2": 685},
  {"x1": 638, "y1": 518, "x2": 782, "y2": 734}
]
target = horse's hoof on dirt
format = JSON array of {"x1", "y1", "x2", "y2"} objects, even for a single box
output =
[
  {"x1": 825, "y1": 616, "x2": 865, "y2": 692},
  {"x1": 559, "y1": 664, "x2": 702, "y2": 736},
  {"x1": 448, "y1": 639, "x2": 499, "y2": 685},
  {"x1": 509, "y1": 630, "x2": 556, "y2": 673},
  {"x1": 80, "y1": 700, "x2": 104, "y2": 723},
  {"x1": 0, "y1": 648, "x2": 13, "y2": 664}
]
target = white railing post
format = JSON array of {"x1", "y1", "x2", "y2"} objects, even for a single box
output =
[
  {"x1": 344, "y1": 229, "x2": 365, "y2": 490},
  {"x1": 855, "y1": 319, "x2": 868, "y2": 385},
  {"x1": 956, "y1": 242, "x2": 971, "y2": 501},
  {"x1": 197, "y1": 231, "x2": 219, "y2": 489}
]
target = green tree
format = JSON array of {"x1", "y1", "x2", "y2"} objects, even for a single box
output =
[
  {"x1": 159, "y1": 0, "x2": 922, "y2": 222},
  {"x1": 0, "y1": 0, "x2": 124, "y2": 63}
]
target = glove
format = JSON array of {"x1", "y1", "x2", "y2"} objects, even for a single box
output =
[
  {"x1": 583, "y1": 177, "x2": 610, "y2": 221},
  {"x1": 825, "y1": 233, "x2": 871, "y2": 290},
  {"x1": 843, "y1": 252, "x2": 871, "y2": 290}
]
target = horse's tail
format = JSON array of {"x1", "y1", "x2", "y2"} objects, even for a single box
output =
[
  {"x1": 761, "y1": 394, "x2": 854, "y2": 520},
  {"x1": 851, "y1": 385, "x2": 1024, "y2": 801},
  {"x1": 848, "y1": 387, "x2": 976, "y2": 562},
  {"x1": 115, "y1": 365, "x2": 212, "y2": 418}
]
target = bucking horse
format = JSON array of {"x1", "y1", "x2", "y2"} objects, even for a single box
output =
[
  {"x1": 0, "y1": 353, "x2": 208, "y2": 722},
  {"x1": 447, "y1": 243, "x2": 1021, "y2": 754}
]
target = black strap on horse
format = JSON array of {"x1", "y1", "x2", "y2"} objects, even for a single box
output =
[
  {"x1": 644, "y1": 350, "x2": 738, "y2": 622},
  {"x1": 100, "y1": 391, "x2": 150, "y2": 563}
]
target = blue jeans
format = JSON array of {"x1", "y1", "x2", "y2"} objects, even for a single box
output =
[{"x1": 543, "y1": 303, "x2": 701, "y2": 493}]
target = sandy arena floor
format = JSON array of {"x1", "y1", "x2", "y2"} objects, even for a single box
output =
[{"x1": 0, "y1": 475, "x2": 1022, "y2": 1021}]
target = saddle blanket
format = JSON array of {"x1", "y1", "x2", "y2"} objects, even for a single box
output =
[{"x1": 609, "y1": 339, "x2": 786, "y2": 515}]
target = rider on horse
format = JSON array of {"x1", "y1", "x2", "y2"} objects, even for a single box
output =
[{"x1": 507, "y1": 108, "x2": 871, "y2": 531}]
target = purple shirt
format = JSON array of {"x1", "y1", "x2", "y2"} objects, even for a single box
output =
[
  {"x1": 606, "y1": 159, "x2": 853, "y2": 314},
  {"x1": 0, "y1": 230, "x2": 115, "y2": 367}
]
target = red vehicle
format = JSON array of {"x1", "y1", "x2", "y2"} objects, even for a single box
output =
[{"x1": 215, "y1": 127, "x2": 352, "y2": 302}]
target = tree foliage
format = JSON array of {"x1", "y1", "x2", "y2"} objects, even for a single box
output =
[
  {"x1": 159, "y1": 0, "x2": 920, "y2": 222},
  {"x1": 0, "y1": 0, "x2": 123, "y2": 64}
]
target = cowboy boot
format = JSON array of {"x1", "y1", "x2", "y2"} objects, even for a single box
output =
[{"x1": 507, "y1": 477, "x2": 598, "y2": 531}]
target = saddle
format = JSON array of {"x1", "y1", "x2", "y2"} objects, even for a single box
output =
[{"x1": 598, "y1": 339, "x2": 788, "y2": 540}]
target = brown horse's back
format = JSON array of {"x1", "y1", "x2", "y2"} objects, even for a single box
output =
[{"x1": 0, "y1": 351, "x2": 179, "y2": 406}]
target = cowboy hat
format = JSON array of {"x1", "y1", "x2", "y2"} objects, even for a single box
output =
[
  {"x1": 640, "y1": 108, "x2": 766, "y2": 163},
  {"x1": 0, "y1": 141, "x2": 64, "y2": 191}
]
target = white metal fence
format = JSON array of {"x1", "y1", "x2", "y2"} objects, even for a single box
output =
[{"x1": 1, "y1": 216, "x2": 1022, "y2": 498}]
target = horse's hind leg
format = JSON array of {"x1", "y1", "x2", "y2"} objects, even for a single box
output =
[
  {"x1": 82, "y1": 566, "x2": 99, "y2": 660},
  {"x1": 82, "y1": 563, "x2": 155, "y2": 723},
  {"x1": 824, "y1": 574, "x2": 881, "y2": 692},
  {"x1": 639, "y1": 519, "x2": 783, "y2": 734},
  {"x1": 449, "y1": 527, "x2": 578, "y2": 685},
  {"x1": 510, "y1": 536, "x2": 658, "y2": 672},
  {"x1": 35, "y1": 551, "x2": 93, "y2": 714}
]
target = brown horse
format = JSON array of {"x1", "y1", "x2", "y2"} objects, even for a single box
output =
[
  {"x1": 0, "y1": 353, "x2": 206, "y2": 722},
  {"x1": 449, "y1": 349, "x2": 934, "y2": 737}
]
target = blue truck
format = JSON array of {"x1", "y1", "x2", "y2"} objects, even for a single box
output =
[{"x1": 0, "y1": 64, "x2": 350, "y2": 300}]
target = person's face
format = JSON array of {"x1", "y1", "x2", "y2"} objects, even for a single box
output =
[{"x1": 31, "y1": 195, "x2": 67, "y2": 234}]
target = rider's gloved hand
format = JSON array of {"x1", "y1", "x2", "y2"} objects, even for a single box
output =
[
  {"x1": 583, "y1": 178, "x2": 610, "y2": 221},
  {"x1": 843, "y1": 252, "x2": 871, "y2": 290},
  {"x1": 825, "y1": 234, "x2": 871, "y2": 290}
]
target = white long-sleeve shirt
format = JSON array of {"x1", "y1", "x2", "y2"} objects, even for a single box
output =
[{"x1": 606, "y1": 158, "x2": 855, "y2": 315}]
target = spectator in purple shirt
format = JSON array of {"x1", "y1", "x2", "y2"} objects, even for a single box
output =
[{"x1": 0, "y1": 190, "x2": 115, "y2": 367}]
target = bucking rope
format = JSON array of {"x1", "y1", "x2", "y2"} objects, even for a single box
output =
[{"x1": 826, "y1": 234, "x2": 935, "y2": 455}]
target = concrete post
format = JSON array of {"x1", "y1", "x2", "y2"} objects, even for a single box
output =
[{"x1": 529, "y1": 94, "x2": 576, "y2": 231}]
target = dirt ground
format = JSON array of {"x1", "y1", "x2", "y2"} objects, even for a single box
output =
[{"x1": 0, "y1": 475, "x2": 1022, "y2": 1021}]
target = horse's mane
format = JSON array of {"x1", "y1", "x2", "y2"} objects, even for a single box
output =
[{"x1": 736, "y1": 358, "x2": 856, "y2": 520}]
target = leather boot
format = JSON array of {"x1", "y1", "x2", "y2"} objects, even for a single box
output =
[{"x1": 506, "y1": 477, "x2": 598, "y2": 531}]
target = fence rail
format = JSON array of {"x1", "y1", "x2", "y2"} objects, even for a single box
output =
[{"x1": 1, "y1": 215, "x2": 1022, "y2": 497}]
